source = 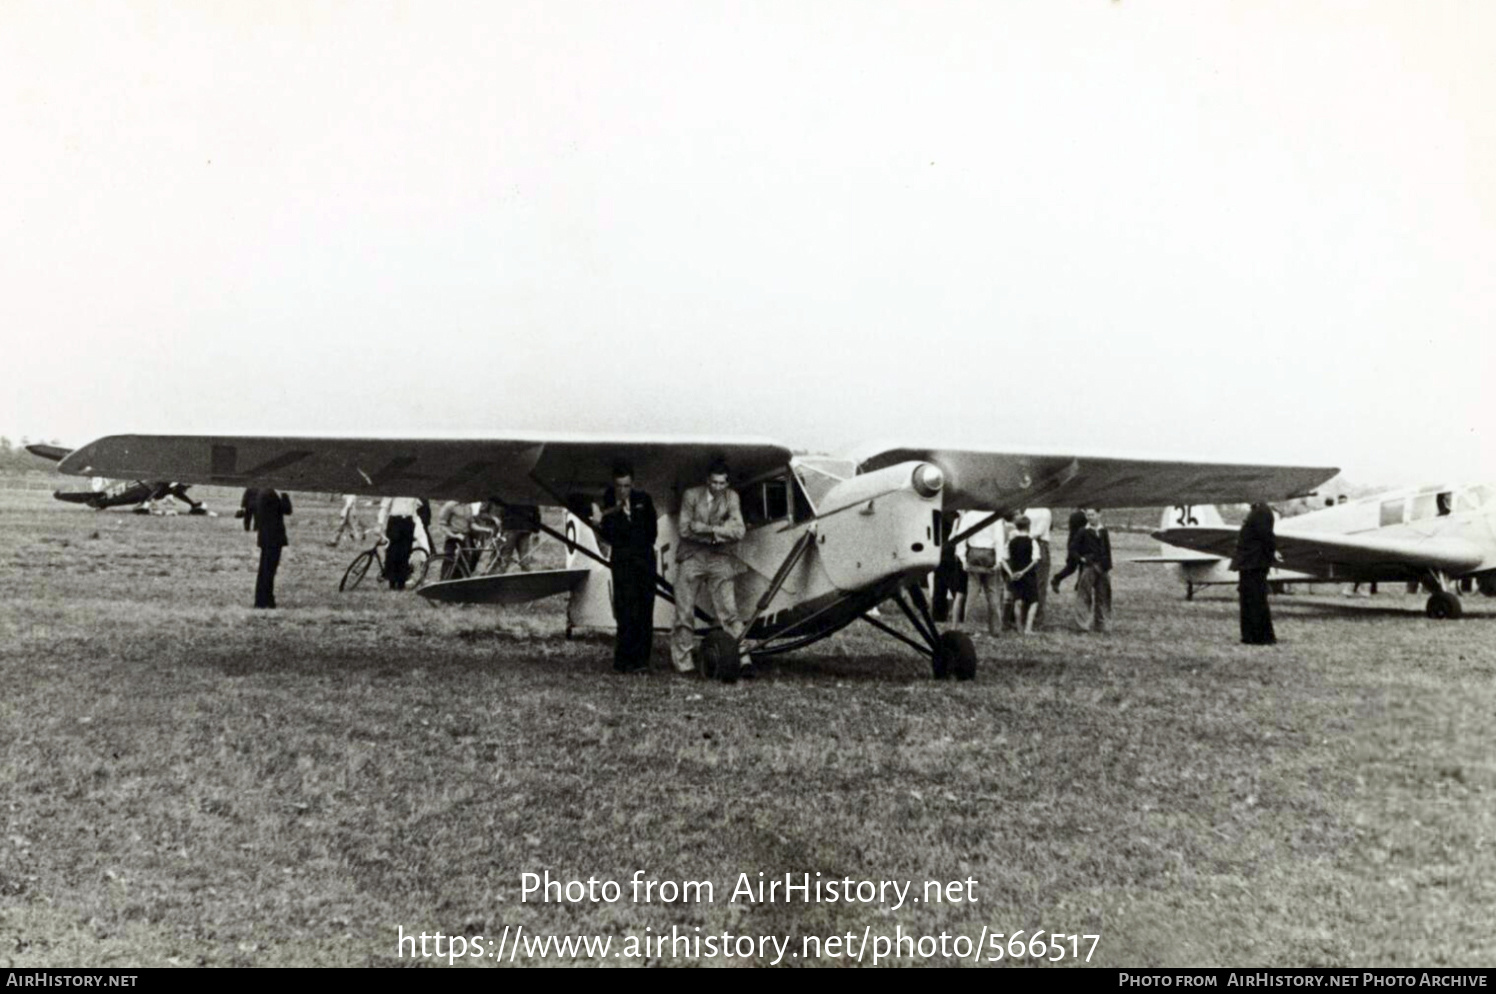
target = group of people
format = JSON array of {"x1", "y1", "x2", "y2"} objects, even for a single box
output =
[
  {"x1": 939, "y1": 506, "x2": 1115, "y2": 634},
  {"x1": 331, "y1": 493, "x2": 542, "y2": 589},
  {"x1": 237, "y1": 464, "x2": 1279, "y2": 657},
  {"x1": 595, "y1": 458, "x2": 747, "y2": 677}
]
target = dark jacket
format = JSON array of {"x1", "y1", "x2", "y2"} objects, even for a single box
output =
[
  {"x1": 240, "y1": 488, "x2": 260, "y2": 528},
  {"x1": 1075, "y1": 526, "x2": 1112, "y2": 571},
  {"x1": 599, "y1": 488, "x2": 657, "y2": 566},
  {"x1": 1231, "y1": 505, "x2": 1277, "y2": 572},
  {"x1": 253, "y1": 489, "x2": 293, "y2": 549}
]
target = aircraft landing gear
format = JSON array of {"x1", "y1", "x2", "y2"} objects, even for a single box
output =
[
  {"x1": 697, "y1": 630, "x2": 742, "y2": 683},
  {"x1": 1185, "y1": 581, "x2": 1195, "y2": 601},
  {"x1": 934, "y1": 630, "x2": 977, "y2": 682},
  {"x1": 1423, "y1": 569, "x2": 1464, "y2": 620},
  {"x1": 1426, "y1": 590, "x2": 1464, "y2": 620}
]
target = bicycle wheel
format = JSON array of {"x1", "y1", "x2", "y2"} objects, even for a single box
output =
[
  {"x1": 340, "y1": 549, "x2": 377, "y2": 592},
  {"x1": 409, "y1": 547, "x2": 431, "y2": 588}
]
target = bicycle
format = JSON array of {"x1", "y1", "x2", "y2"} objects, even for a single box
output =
[
  {"x1": 419, "y1": 532, "x2": 503, "y2": 587},
  {"x1": 339, "y1": 541, "x2": 431, "y2": 592}
]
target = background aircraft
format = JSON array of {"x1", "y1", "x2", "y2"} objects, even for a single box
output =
[
  {"x1": 25, "y1": 443, "x2": 207, "y2": 514},
  {"x1": 1152, "y1": 484, "x2": 1496, "y2": 619},
  {"x1": 58, "y1": 432, "x2": 1335, "y2": 679},
  {"x1": 1135, "y1": 504, "x2": 1316, "y2": 600}
]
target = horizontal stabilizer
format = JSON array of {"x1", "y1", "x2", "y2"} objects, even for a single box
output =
[{"x1": 418, "y1": 568, "x2": 590, "y2": 606}]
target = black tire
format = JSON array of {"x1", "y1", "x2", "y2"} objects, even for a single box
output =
[
  {"x1": 1425, "y1": 591, "x2": 1464, "y2": 620},
  {"x1": 340, "y1": 549, "x2": 377, "y2": 592},
  {"x1": 698, "y1": 631, "x2": 740, "y2": 683},
  {"x1": 937, "y1": 630, "x2": 977, "y2": 682},
  {"x1": 1477, "y1": 574, "x2": 1496, "y2": 597}
]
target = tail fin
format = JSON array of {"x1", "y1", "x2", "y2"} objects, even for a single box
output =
[{"x1": 1160, "y1": 504, "x2": 1224, "y2": 531}]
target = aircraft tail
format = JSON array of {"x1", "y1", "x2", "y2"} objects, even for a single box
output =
[{"x1": 1132, "y1": 505, "x2": 1228, "y2": 564}]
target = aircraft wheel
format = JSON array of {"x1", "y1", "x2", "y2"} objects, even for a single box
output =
[
  {"x1": 698, "y1": 631, "x2": 741, "y2": 683},
  {"x1": 340, "y1": 550, "x2": 376, "y2": 592},
  {"x1": 936, "y1": 630, "x2": 977, "y2": 682},
  {"x1": 1425, "y1": 591, "x2": 1464, "y2": 620},
  {"x1": 1477, "y1": 574, "x2": 1496, "y2": 597}
]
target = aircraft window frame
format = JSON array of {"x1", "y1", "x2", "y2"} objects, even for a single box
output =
[
  {"x1": 1378, "y1": 499, "x2": 1405, "y2": 528},
  {"x1": 1472, "y1": 485, "x2": 1493, "y2": 509},
  {"x1": 739, "y1": 476, "x2": 794, "y2": 530},
  {"x1": 1456, "y1": 489, "x2": 1483, "y2": 513},
  {"x1": 1410, "y1": 493, "x2": 1437, "y2": 522},
  {"x1": 793, "y1": 463, "x2": 844, "y2": 515}
]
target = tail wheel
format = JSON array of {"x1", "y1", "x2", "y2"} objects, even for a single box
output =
[
  {"x1": 935, "y1": 630, "x2": 977, "y2": 682},
  {"x1": 1425, "y1": 591, "x2": 1464, "y2": 620},
  {"x1": 698, "y1": 631, "x2": 741, "y2": 683},
  {"x1": 340, "y1": 550, "x2": 376, "y2": 592}
]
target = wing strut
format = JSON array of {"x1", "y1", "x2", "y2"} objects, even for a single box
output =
[{"x1": 738, "y1": 526, "x2": 817, "y2": 646}]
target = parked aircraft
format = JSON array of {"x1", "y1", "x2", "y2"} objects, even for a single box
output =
[
  {"x1": 1134, "y1": 504, "x2": 1315, "y2": 600},
  {"x1": 1152, "y1": 484, "x2": 1496, "y2": 619},
  {"x1": 58, "y1": 433, "x2": 1334, "y2": 678},
  {"x1": 25, "y1": 443, "x2": 208, "y2": 514}
]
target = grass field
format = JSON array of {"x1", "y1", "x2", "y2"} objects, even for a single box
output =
[{"x1": 2, "y1": 489, "x2": 1494, "y2": 967}]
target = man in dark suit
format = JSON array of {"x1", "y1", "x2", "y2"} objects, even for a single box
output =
[
  {"x1": 248, "y1": 487, "x2": 292, "y2": 609},
  {"x1": 596, "y1": 461, "x2": 658, "y2": 673},
  {"x1": 1230, "y1": 503, "x2": 1278, "y2": 645}
]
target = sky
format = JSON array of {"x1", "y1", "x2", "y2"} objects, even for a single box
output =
[{"x1": 2, "y1": 0, "x2": 1493, "y2": 485}]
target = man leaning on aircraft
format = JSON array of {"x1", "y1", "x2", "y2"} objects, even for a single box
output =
[{"x1": 671, "y1": 458, "x2": 749, "y2": 676}]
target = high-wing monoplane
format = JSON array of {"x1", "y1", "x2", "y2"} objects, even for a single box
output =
[
  {"x1": 1151, "y1": 484, "x2": 1496, "y2": 619},
  {"x1": 58, "y1": 433, "x2": 1335, "y2": 678},
  {"x1": 26, "y1": 443, "x2": 208, "y2": 514}
]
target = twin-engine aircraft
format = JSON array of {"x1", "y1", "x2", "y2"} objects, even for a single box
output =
[
  {"x1": 1151, "y1": 484, "x2": 1496, "y2": 619},
  {"x1": 58, "y1": 432, "x2": 1335, "y2": 678},
  {"x1": 25, "y1": 443, "x2": 207, "y2": 515}
]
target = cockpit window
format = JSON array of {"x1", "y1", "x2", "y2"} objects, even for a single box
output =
[
  {"x1": 1379, "y1": 499, "x2": 1405, "y2": 528},
  {"x1": 1457, "y1": 488, "x2": 1485, "y2": 513},
  {"x1": 1436, "y1": 492, "x2": 1453, "y2": 516},
  {"x1": 1410, "y1": 494, "x2": 1437, "y2": 522},
  {"x1": 740, "y1": 478, "x2": 792, "y2": 529}
]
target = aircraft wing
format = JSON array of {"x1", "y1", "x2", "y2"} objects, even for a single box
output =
[
  {"x1": 417, "y1": 568, "x2": 591, "y2": 605},
  {"x1": 853, "y1": 444, "x2": 1336, "y2": 512},
  {"x1": 57, "y1": 433, "x2": 796, "y2": 511},
  {"x1": 1152, "y1": 527, "x2": 1486, "y2": 577},
  {"x1": 25, "y1": 443, "x2": 72, "y2": 462},
  {"x1": 1131, "y1": 554, "x2": 1223, "y2": 564}
]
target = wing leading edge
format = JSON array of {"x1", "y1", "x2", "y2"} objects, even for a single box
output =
[
  {"x1": 854, "y1": 444, "x2": 1337, "y2": 512},
  {"x1": 58, "y1": 433, "x2": 796, "y2": 512}
]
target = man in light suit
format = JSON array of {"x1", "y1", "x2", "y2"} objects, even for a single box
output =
[{"x1": 670, "y1": 458, "x2": 747, "y2": 675}]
